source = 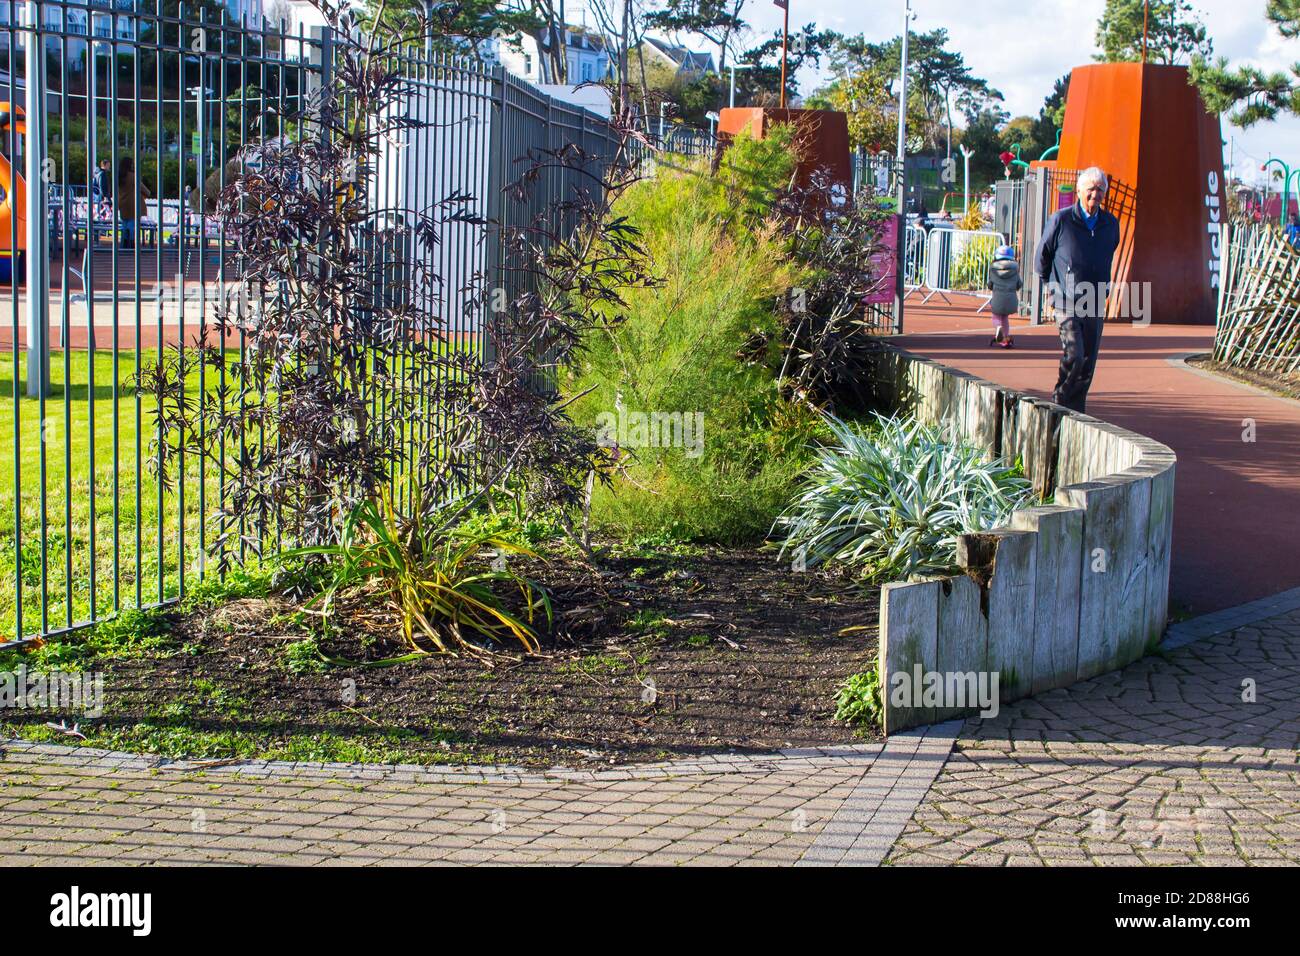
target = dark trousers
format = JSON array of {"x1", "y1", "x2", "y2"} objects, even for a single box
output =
[{"x1": 1053, "y1": 314, "x2": 1103, "y2": 413}]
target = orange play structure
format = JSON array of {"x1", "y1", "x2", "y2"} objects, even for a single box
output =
[
  {"x1": 0, "y1": 102, "x2": 27, "y2": 270},
  {"x1": 1044, "y1": 63, "x2": 1226, "y2": 325},
  {"x1": 716, "y1": 107, "x2": 853, "y2": 200}
]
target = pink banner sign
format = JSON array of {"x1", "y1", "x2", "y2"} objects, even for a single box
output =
[{"x1": 865, "y1": 213, "x2": 899, "y2": 305}]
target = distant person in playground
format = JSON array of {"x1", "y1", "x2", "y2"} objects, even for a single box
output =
[
  {"x1": 987, "y1": 244, "x2": 1021, "y2": 349},
  {"x1": 92, "y1": 158, "x2": 112, "y2": 201},
  {"x1": 1286, "y1": 213, "x2": 1300, "y2": 248},
  {"x1": 1034, "y1": 166, "x2": 1121, "y2": 413},
  {"x1": 116, "y1": 157, "x2": 150, "y2": 249}
]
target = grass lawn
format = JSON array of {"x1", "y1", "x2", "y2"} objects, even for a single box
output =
[
  {"x1": 1, "y1": 339, "x2": 481, "y2": 642},
  {"x1": 0, "y1": 348, "x2": 220, "y2": 642}
]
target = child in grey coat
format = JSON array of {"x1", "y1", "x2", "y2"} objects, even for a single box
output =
[{"x1": 988, "y1": 245, "x2": 1022, "y2": 348}]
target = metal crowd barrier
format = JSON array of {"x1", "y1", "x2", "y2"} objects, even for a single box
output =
[
  {"x1": 920, "y1": 228, "x2": 1005, "y2": 312},
  {"x1": 902, "y1": 224, "x2": 928, "y2": 299}
]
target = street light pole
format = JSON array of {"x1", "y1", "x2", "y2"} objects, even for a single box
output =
[
  {"x1": 778, "y1": 0, "x2": 789, "y2": 109},
  {"x1": 727, "y1": 63, "x2": 753, "y2": 109},
  {"x1": 895, "y1": 0, "x2": 912, "y2": 214},
  {"x1": 959, "y1": 143, "x2": 974, "y2": 216},
  {"x1": 893, "y1": 0, "x2": 914, "y2": 335}
]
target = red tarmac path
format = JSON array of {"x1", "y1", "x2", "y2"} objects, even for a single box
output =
[{"x1": 894, "y1": 296, "x2": 1300, "y2": 617}]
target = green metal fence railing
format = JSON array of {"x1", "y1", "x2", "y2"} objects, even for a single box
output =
[{"x1": 1, "y1": 2, "x2": 630, "y2": 648}]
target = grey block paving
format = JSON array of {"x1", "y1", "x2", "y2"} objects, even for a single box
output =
[
  {"x1": 2, "y1": 595, "x2": 1297, "y2": 865},
  {"x1": 887, "y1": 599, "x2": 1300, "y2": 866}
]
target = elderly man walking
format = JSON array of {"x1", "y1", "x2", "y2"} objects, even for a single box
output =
[{"x1": 1035, "y1": 166, "x2": 1121, "y2": 413}]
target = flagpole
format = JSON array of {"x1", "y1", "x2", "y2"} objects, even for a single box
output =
[
  {"x1": 779, "y1": 0, "x2": 789, "y2": 109},
  {"x1": 1142, "y1": 0, "x2": 1149, "y2": 64}
]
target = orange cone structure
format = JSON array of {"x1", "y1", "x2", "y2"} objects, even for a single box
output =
[
  {"x1": 1053, "y1": 63, "x2": 1226, "y2": 324},
  {"x1": 716, "y1": 108, "x2": 853, "y2": 200}
]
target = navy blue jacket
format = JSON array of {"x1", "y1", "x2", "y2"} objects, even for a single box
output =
[{"x1": 1035, "y1": 202, "x2": 1120, "y2": 319}]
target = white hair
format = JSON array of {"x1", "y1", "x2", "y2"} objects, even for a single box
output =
[{"x1": 1077, "y1": 166, "x2": 1109, "y2": 194}]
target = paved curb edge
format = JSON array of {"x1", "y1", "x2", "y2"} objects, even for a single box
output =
[
  {"x1": 796, "y1": 719, "x2": 964, "y2": 867},
  {"x1": 1165, "y1": 352, "x2": 1300, "y2": 410}
]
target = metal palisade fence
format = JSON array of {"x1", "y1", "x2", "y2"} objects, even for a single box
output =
[{"x1": 0, "y1": 1, "x2": 636, "y2": 646}]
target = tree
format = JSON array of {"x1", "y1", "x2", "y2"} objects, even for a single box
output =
[
  {"x1": 645, "y1": 0, "x2": 748, "y2": 72},
  {"x1": 807, "y1": 68, "x2": 896, "y2": 153},
  {"x1": 1095, "y1": 0, "x2": 1213, "y2": 65},
  {"x1": 359, "y1": 1, "x2": 548, "y2": 70},
  {"x1": 956, "y1": 105, "x2": 1010, "y2": 188},
  {"x1": 1000, "y1": 115, "x2": 1035, "y2": 165},
  {"x1": 1002, "y1": 73, "x2": 1071, "y2": 167},
  {"x1": 670, "y1": 74, "x2": 725, "y2": 126},
  {"x1": 734, "y1": 25, "x2": 841, "y2": 106},
  {"x1": 824, "y1": 30, "x2": 1002, "y2": 155},
  {"x1": 1193, "y1": 1, "x2": 1300, "y2": 125},
  {"x1": 584, "y1": 0, "x2": 659, "y2": 112},
  {"x1": 1035, "y1": 73, "x2": 1071, "y2": 147}
]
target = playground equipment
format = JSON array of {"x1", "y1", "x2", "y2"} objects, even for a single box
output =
[
  {"x1": 1051, "y1": 62, "x2": 1227, "y2": 324},
  {"x1": 1262, "y1": 158, "x2": 1297, "y2": 225},
  {"x1": 1038, "y1": 129, "x2": 1063, "y2": 163},
  {"x1": 0, "y1": 102, "x2": 27, "y2": 281},
  {"x1": 999, "y1": 145, "x2": 1031, "y2": 176}
]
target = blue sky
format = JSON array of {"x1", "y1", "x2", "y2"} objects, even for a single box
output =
[{"x1": 724, "y1": 0, "x2": 1300, "y2": 190}]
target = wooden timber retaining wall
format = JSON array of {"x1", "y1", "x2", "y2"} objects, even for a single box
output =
[{"x1": 871, "y1": 347, "x2": 1176, "y2": 732}]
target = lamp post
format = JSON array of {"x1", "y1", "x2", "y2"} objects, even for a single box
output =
[
  {"x1": 893, "y1": 0, "x2": 914, "y2": 334},
  {"x1": 959, "y1": 143, "x2": 973, "y2": 216},
  {"x1": 726, "y1": 63, "x2": 753, "y2": 109},
  {"x1": 895, "y1": 0, "x2": 914, "y2": 214},
  {"x1": 776, "y1": 0, "x2": 789, "y2": 109},
  {"x1": 1262, "y1": 158, "x2": 1292, "y2": 224}
]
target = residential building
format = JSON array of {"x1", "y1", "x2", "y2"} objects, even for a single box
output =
[
  {"x1": 640, "y1": 37, "x2": 716, "y2": 81},
  {"x1": 484, "y1": 27, "x2": 612, "y2": 85}
]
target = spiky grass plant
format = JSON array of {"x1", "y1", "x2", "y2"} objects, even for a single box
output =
[
  {"x1": 774, "y1": 414, "x2": 1034, "y2": 582},
  {"x1": 295, "y1": 481, "x2": 550, "y2": 660}
]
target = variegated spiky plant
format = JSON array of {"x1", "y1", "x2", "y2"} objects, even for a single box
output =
[{"x1": 773, "y1": 413, "x2": 1034, "y2": 582}]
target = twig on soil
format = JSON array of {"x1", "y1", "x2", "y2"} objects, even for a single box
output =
[
  {"x1": 342, "y1": 704, "x2": 383, "y2": 728},
  {"x1": 44, "y1": 720, "x2": 87, "y2": 741}
]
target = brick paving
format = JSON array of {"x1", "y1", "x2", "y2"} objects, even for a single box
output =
[
  {"x1": 3, "y1": 594, "x2": 1297, "y2": 865},
  {"x1": 0, "y1": 741, "x2": 890, "y2": 866},
  {"x1": 886, "y1": 592, "x2": 1300, "y2": 867}
]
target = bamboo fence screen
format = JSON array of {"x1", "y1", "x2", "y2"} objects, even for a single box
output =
[{"x1": 1214, "y1": 220, "x2": 1300, "y2": 375}]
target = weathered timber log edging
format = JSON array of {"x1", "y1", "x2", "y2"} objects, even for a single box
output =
[{"x1": 869, "y1": 346, "x2": 1176, "y2": 732}]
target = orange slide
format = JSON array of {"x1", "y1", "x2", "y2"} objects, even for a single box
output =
[{"x1": 0, "y1": 102, "x2": 26, "y2": 262}]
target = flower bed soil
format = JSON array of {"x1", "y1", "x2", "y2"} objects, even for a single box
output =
[{"x1": 5, "y1": 547, "x2": 881, "y2": 768}]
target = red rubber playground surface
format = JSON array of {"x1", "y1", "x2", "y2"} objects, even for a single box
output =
[{"x1": 894, "y1": 297, "x2": 1300, "y2": 617}]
